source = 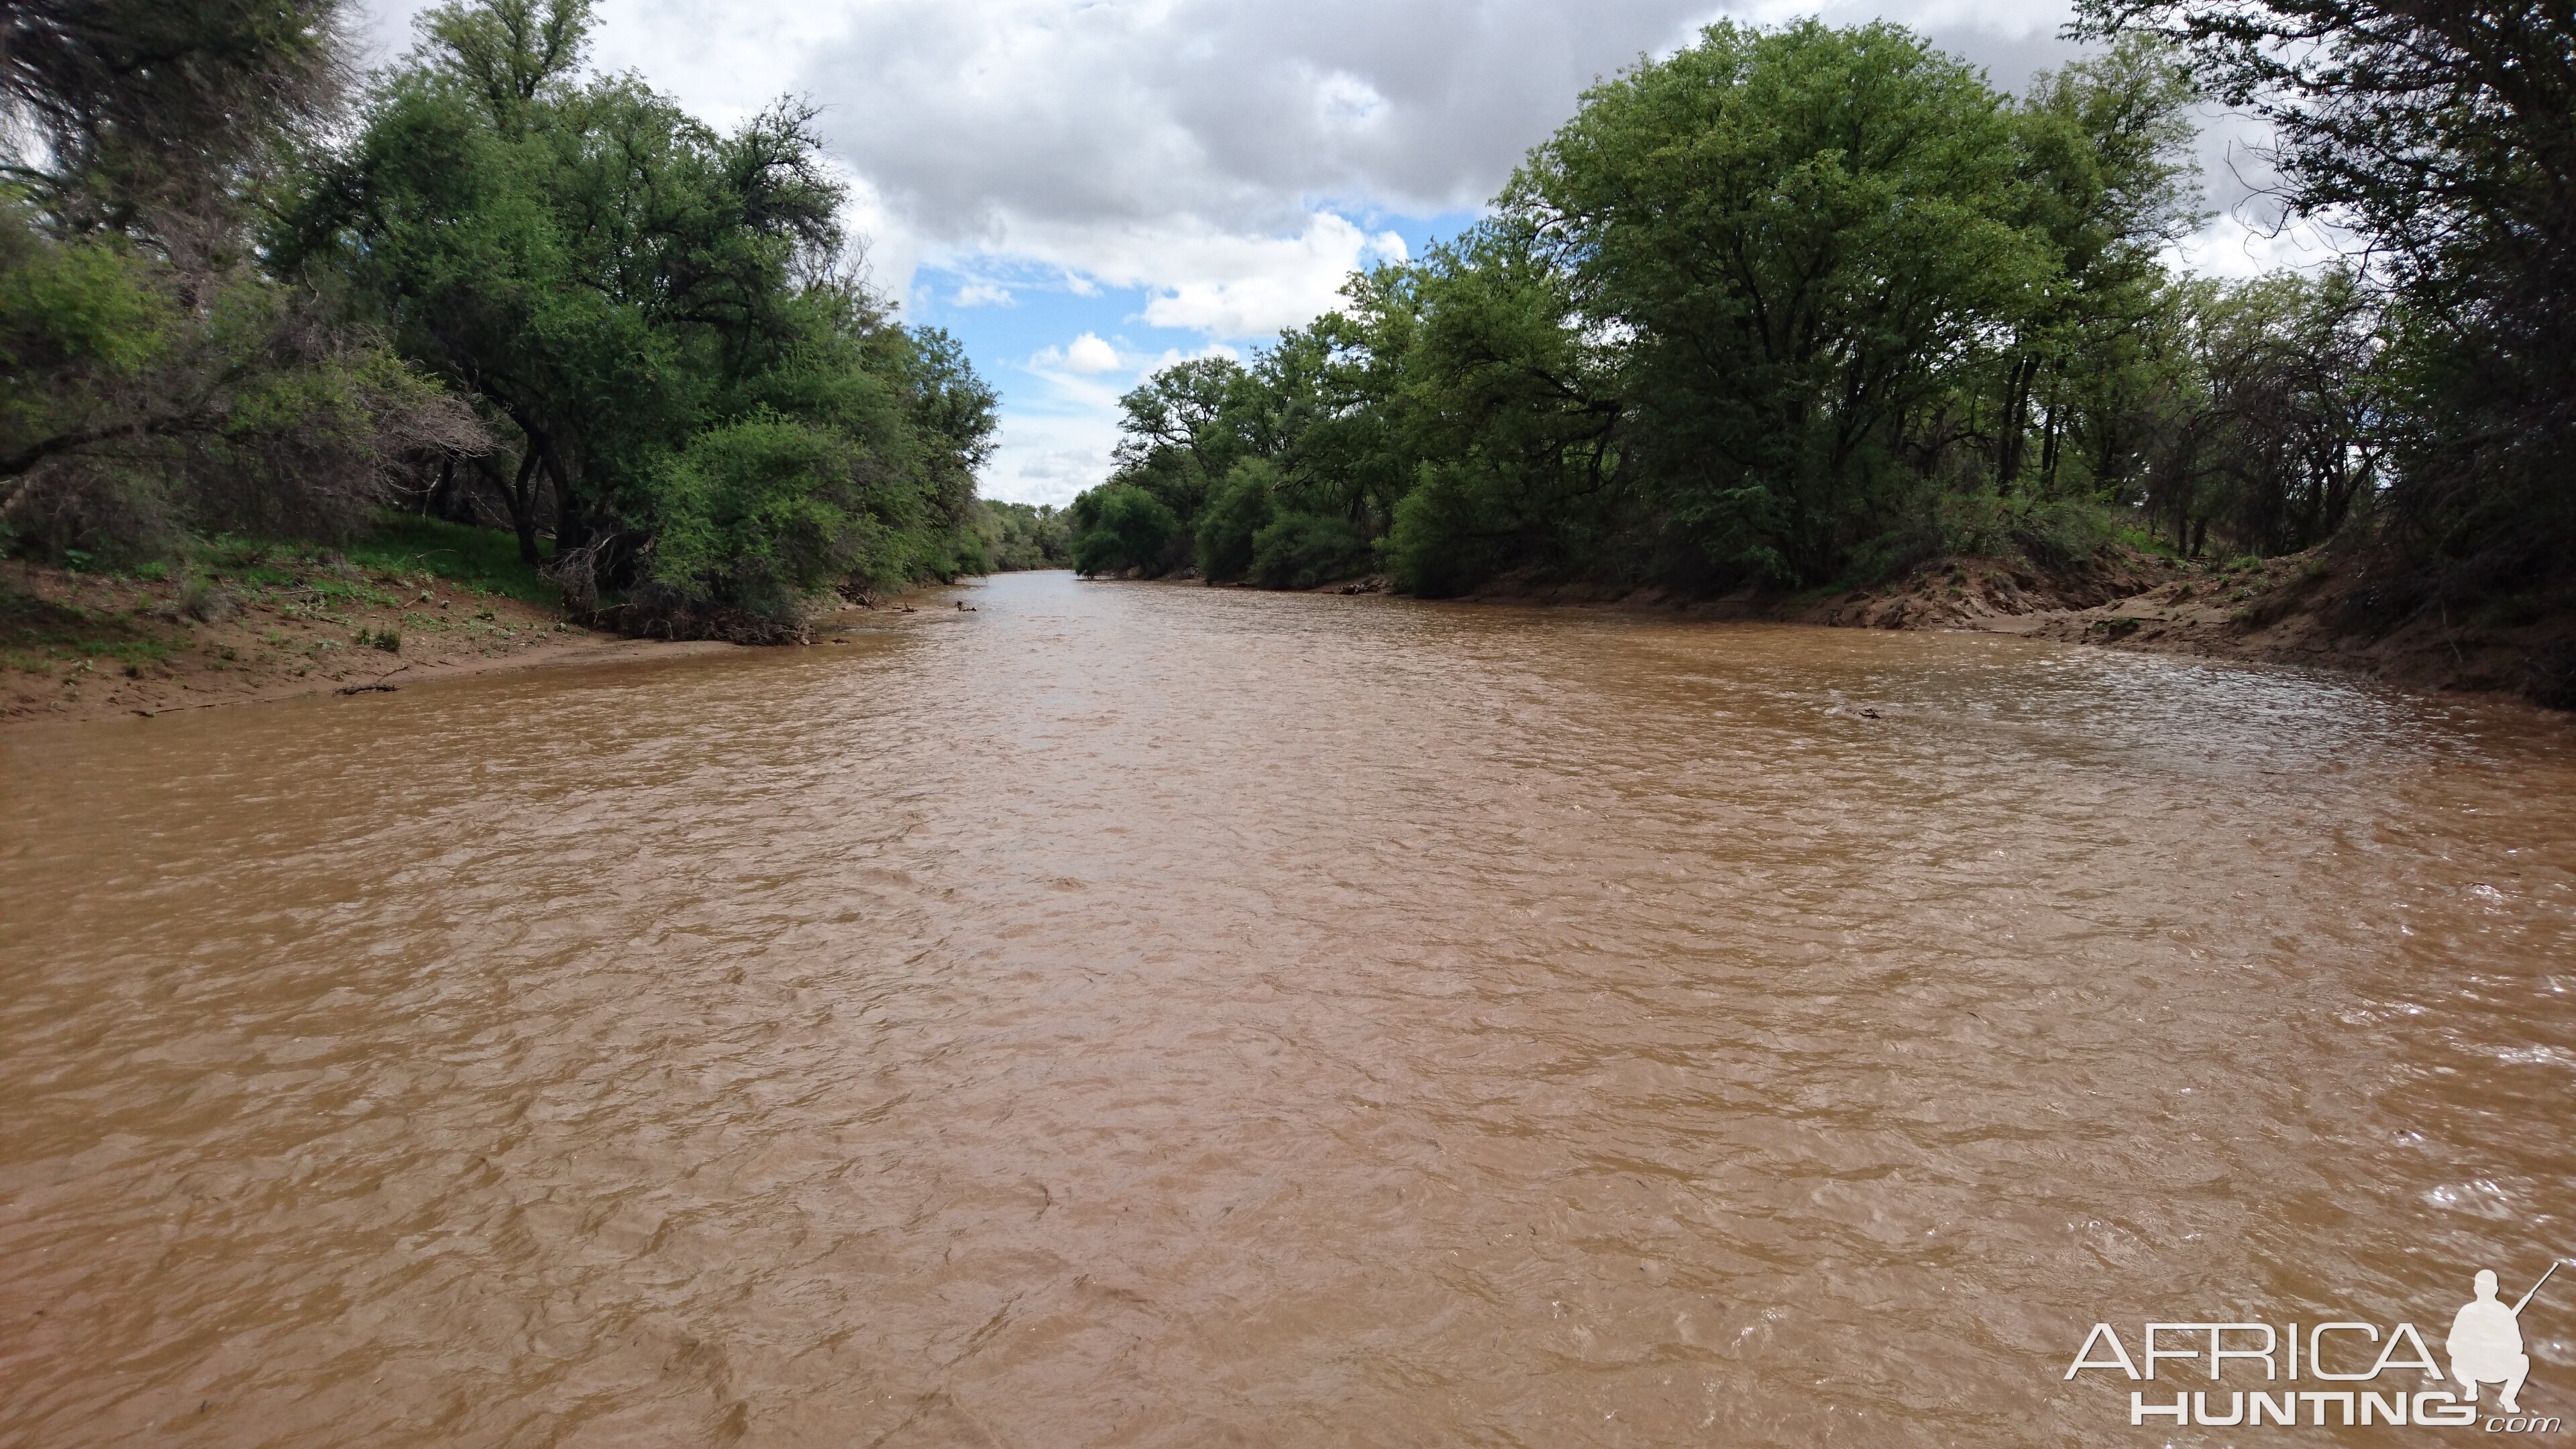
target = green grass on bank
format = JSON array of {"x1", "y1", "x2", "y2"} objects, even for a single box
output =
[
  {"x1": 340, "y1": 515, "x2": 558, "y2": 606},
  {"x1": 6, "y1": 513, "x2": 569, "y2": 680},
  {"x1": 0, "y1": 587, "x2": 182, "y2": 675},
  {"x1": 117, "y1": 515, "x2": 561, "y2": 606},
  {"x1": 5, "y1": 516, "x2": 560, "y2": 677}
]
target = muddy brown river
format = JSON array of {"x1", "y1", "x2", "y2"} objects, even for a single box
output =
[{"x1": 3, "y1": 569, "x2": 2572, "y2": 1446}]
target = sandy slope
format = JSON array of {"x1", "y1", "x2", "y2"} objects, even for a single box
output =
[
  {"x1": 1420, "y1": 545, "x2": 2574, "y2": 706},
  {"x1": 0, "y1": 559, "x2": 729, "y2": 727},
  {"x1": 1810, "y1": 549, "x2": 2575, "y2": 705}
]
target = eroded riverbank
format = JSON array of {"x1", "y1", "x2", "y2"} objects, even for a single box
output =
[
  {"x1": 1440, "y1": 545, "x2": 2576, "y2": 708},
  {"x1": 4, "y1": 570, "x2": 2571, "y2": 1446},
  {"x1": 0, "y1": 557, "x2": 971, "y2": 727},
  {"x1": 0, "y1": 555, "x2": 663, "y2": 725}
]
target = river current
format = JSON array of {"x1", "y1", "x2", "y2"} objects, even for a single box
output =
[{"x1": 3, "y1": 568, "x2": 2571, "y2": 1446}]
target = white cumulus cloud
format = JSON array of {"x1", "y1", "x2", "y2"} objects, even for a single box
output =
[
  {"x1": 1034, "y1": 332, "x2": 1124, "y2": 374},
  {"x1": 1136, "y1": 216, "x2": 1407, "y2": 337}
]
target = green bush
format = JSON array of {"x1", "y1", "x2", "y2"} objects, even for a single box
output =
[
  {"x1": 645, "y1": 414, "x2": 876, "y2": 620},
  {"x1": 178, "y1": 574, "x2": 235, "y2": 622},
  {"x1": 1385, "y1": 467, "x2": 1517, "y2": 598},
  {"x1": 1931, "y1": 492, "x2": 2116, "y2": 569},
  {"x1": 1070, "y1": 484, "x2": 1181, "y2": 577},
  {"x1": 1194, "y1": 460, "x2": 1277, "y2": 582},
  {"x1": 1249, "y1": 511, "x2": 1373, "y2": 590}
]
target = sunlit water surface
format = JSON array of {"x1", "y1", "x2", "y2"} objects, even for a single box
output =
[{"x1": 3, "y1": 570, "x2": 2572, "y2": 1446}]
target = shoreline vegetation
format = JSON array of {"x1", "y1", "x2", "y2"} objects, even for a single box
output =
[
  {"x1": 15, "y1": 525, "x2": 2564, "y2": 731},
  {"x1": 4, "y1": 2, "x2": 2571, "y2": 712},
  {"x1": 1365, "y1": 541, "x2": 2576, "y2": 705},
  {"x1": 1062, "y1": 12, "x2": 2576, "y2": 710},
  {"x1": 0, "y1": 512, "x2": 1024, "y2": 727},
  {"x1": 1, "y1": 0, "x2": 1073, "y2": 648},
  {"x1": 1144, "y1": 534, "x2": 2576, "y2": 708},
  {"x1": 1, "y1": 549, "x2": 708, "y2": 726}
]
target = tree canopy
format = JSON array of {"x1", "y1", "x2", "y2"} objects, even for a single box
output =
[
  {"x1": 1078, "y1": 10, "x2": 2559, "y2": 627},
  {"x1": 1080, "y1": 22, "x2": 2251, "y2": 597},
  {"x1": 3, "y1": 0, "x2": 1002, "y2": 635},
  {"x1": 2074, "y1": 0, "x2": 2576, "y2": 601},
  {"x1": 274, "y1": 0, "x2": 997, "y2": 627},
  {"x1": 0, "y1": 0, "x2": 477, "y2": 559}
]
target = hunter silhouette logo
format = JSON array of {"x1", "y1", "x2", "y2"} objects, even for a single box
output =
[
  {"x1": 2065, "y1": 1259, "x2": 2566, "y2": 1431},
  {"x1": 2453, "y1": 1262, "x2": 2554, "y2": 1414}
]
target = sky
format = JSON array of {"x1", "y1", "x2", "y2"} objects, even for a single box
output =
[{"x1": 354, "y1": 0, "x2": 2342, "y2": 507}]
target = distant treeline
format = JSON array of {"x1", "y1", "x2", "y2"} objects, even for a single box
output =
[
  {"x1": 1073, "y1": 8, "x2": 2573, "y2": 624},
  {"x1": 1, "y1": 0, "x2": 1005, "y2": 633},
  {"x1": 976, "y1": 500, "x2": 1071, "y2": 572}
]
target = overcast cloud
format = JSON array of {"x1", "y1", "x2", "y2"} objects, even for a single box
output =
[{"x1": 358, "y1": 0, "x2": 2316, "y2": 504}]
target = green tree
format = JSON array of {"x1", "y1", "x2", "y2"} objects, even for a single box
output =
[
  {"x1": 0, "y1": 0, "x2": 480, "y2": 559},
  {"x1": 0, "y1": 0, "x2": 351, "y2": 240},
  {"x1": 1246, "y1": 509, "x2": 1372, "y2": 590},
  {"x1": 1193, "y1": 458, "x2": 1277, "y2": 582},
  {"x1": 2139, "y1": 270, "x2": 2386, "y2": 557},
  {"x1": 1089, "y1": 19, "x2": 2394, "y2": 603},
  {"x1": 1069, "y1": 484, "x2": 1179, "y2": 578},
  {"x1": 280, "y1": 0, "x2": 994, "y2": 623},
  {"x1": 1512, "y1": 19, "x2": 2057, "y2": 584},
  {"x1": 1101, "y1": 356, "x2": 1266, "y2": 527},
  {"x1": 1374, "y1": 223, "x2": 1625, "y2": 595},
  {"x1": 2076, "y1": 0, "x2": 2576, "y2": 595},
  {"x1": 1980, "y1": 37, "x2": 2204, "y2": 500},
  {"x1": 973, "y1": 498, "x2": 1071, "y2": 570}
]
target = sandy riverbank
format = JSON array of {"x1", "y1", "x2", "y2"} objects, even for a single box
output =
[
  {"x1": 0, "y1": 557, "x2": 747, "y2": 726},
  {"x1": 1803, "y1": 549, "x2": 2576, "y2": 706},
  {"x1": 0, "y1": 559, "x2": 989, "y2": 727},
  {"x1": 1408, "y1": 545, "x2": 2576, "y2": 708}
]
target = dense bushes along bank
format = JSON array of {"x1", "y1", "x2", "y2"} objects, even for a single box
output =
[
  {"x1": 1, "y1": 0, "x2": 1008, "y2": 635},
  {"x1": 1070, "y1": 9, "x2": 2576, "y2": 686}
]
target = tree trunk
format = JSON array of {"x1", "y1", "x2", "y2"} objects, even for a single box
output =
[
  {"x1": 1996, "y1": 355, "x2": 2040, "y2": 490},
  {"x1": 500, "y1": 446, "x2": 544, "y2": 566},
  {"x1": 2037, "y1": 386, "x2": 2063, "y2": 492},
  {"x1": 426, "y1": 456, "x2": 466, "y2": 521},
  {"x1": 545, "y1": 451, "x2": 582, "y2": 559}
]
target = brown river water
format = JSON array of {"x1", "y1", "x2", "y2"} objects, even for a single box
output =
[{"x1": 3, "y1": 568, "x2": 2573, "y2": 1447}]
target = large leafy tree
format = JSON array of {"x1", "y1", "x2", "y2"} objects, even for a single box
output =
[
  {"x1": 281, "y1": 0, "x2": 994, "y2": 620},
  {"x1": 1095, "y1": 19, "x2": 2384, "y2": 601},
  {"x1": 1511, "y1": 19, "x2": 2058, "y2": 584},
  {"x1": 1375, "y1": 222, "x2": 1627, "y2": 595},
  {"x1": 2135, "y1": 270, "x2": 2387, "y2": 556},
  {"x1": 1981, "y1": 38, "x2": 2204, "y2": 498},
  {"x1": 1104, "y1": 358, "x2": 1266, "y2": 523}
]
